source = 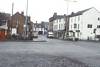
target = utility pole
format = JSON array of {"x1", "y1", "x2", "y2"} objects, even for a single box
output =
[
  {"x1": 64, "y1": 0, "x2": 77, "y2": 39},
  {"x1": 64, "y1": 0, "x2": 77, "y2": 15},
  {"x1": 11, "y1": 2, "x2": 14, "y2": 36},
  {"x1": 12, "y1": 2, "x2": 14, "y2": 16},
  {"x1": 25, "y1": 0, "x2": 28, "y2": 38}
]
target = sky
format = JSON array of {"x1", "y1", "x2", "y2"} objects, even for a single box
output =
[{"x1": 0, "y1": 0, "x2": 100, "y2": 23}]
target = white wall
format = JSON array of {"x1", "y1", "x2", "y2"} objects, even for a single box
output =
[
  {"x1": 69, "y1": 15, "x2": 81, "y2": 38},
  {"x1": 53, "y1": 18, "x2": 65, "y2": 31},
  {"x1": 69, "y1": 8, "x2": 100, "y2": 40},
  {"x1": 81, "y1": 8, "x2": 100, "y2": 40}
]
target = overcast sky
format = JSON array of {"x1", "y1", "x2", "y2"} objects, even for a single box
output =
[{"x1": 0, "y1": 0, "x2": 100, "y2": 23}]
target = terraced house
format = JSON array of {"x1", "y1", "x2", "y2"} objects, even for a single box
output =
[
  {"x1": 49, "y1": 7, "x2": 100, "y2": 41},
  {"x1": 49, "y1": 13, "x2": 68, "y2": 39},
  {"x1": 9, "y1": 12, "x2": 33, "y2": 39},
  {"x1": 69, "y1": 7, "x2": 100, "y2": 40}
]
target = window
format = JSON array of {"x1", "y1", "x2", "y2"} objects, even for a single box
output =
[
  {"x1": 87, "y1": 24, "x2": 92, "y2": 28},
  {"x1": 59, "y1": 24, "x2": 60, "y2": 30},
  {"x1": 71, "y1": 25, "x2": 72, "y2": 29},
  {"x1": 78, "y1": 16, "x2": 80, "y2": 21},
  {"x1": 98, "y1": 17, "x2": 100, "y2": 21},
  {"x1": 61, "y1": 24, "x2": 63, "y2": 29},
  {"x1": 59, "y1": 19, "x2": 61, "y2": 22},
  {"x1": 71, "y1": 18, "x2": 73, "y2": 22},
  {"x1": 74, "y1": 23, "x2": 77, "y2": 28},
  {"x1": 78, "y1": 24, "x2": 79, "y2": 29},
  {"x1": 97, "y1": 25, "x2": 100, "y2": 28},
  {"x1": 93, "y1": 29, "x2": 96, "y2": 33},
  {"x1": 74, "y1": 17, "x2": 76, "y2": 22},
  {"x1": 0, "y1": 20, "x2": 6, "y2": 26}
]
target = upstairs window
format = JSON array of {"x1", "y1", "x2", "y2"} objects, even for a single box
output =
[
  {"x1": 74, "y1": 23, "x2": 77, "y2": 28},
  {"x1": 97, "y1": 25, "x2": 100, "y2": 28},
  {"x1": 98, "y1": 17, "x2": 100, "y2": 21},
  {"x1": 0, "y1": 20, "x2": 6, "y2": 26},
  {"x1": 87, "y1": 24, "x2": 92, "y2": 28},
  {"x1": 78, "y1": 24, "x2": 79, "y2": 29},
  {"x1": 71, "y1": 18, "x2": 73, "y2": 22},
  {"x1": 59, "y1": 19, "x2": 61, "y2": 22},
  {"x1": 78, "y1": 16, "x2": 80, "y2": 21}
]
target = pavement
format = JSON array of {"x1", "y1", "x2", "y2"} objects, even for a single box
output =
[{"x1": 0, "y1": 35, "x2": 100, "y2": 67}]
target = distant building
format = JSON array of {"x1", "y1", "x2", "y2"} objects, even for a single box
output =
[
  {"x1": 33, "y1": 22, "x2": 49, "y2": 35},
  {"x1": 41, "y1": 21, "x2": 49, "y2": 34},
  {"x1": 0, "y1": 12, "x2": 10, "y2": 40},
  {"x1": 9, "y1": 12, "x2": 25, "y2": 37},
  {"x1": 9, "y1": 12, "x2": 33, "y2": 39},
  {"x1": 49, "y1": 13, "x2": 67, "y2": 39},
  {"x1": 49, "y1": 7, "x2": 100, "y2": 40},
  {"x1": 69, "y1": 7, "x2": 100, "y2": 40}
]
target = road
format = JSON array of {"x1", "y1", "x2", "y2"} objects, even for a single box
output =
[{"x1": 0, "y1": 35, "x2": 100, "y2": 67}]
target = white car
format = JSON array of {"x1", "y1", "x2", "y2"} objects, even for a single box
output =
[
  {"x1": 32, "y1": 31, "x2": 38, "y2": 38},
  {"x1": 47, "y1": 32, "x2": 54, "y2": 38}
]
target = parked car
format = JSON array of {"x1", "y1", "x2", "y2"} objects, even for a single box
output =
[
  {"x1": 47, "y1": 32, "x2": 54, "y2": 38},
  {"x1": 32, "y1": 31, "x2": 38, "y2": 38}
]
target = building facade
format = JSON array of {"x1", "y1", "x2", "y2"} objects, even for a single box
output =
[
  {"x1": 9, "y1": 12, "x2": 33, "y2": 39},
  {"x1": 33, "y1": 22, "x2": 48, "y2": 35},
  {"x1": 9, "y1": 12, "x2": 25, "y2": 37},
  {"x1": 49, "y1": 13, "x2": 67, "y2": 39},
  {"x1": 0, "y1": 12, "x2": 10, "y2": 40},
  {"x1": 69, "y1": 7, "x2": 100, "y2": 40}
]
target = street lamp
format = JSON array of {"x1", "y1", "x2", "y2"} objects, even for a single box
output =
[
  {"x1": 64, "y1": 0, "x2": 78, "y2": 39},
  {"x1": 25, "y1": 0, "x2": 28, "y2": 38},
  {"x1": 64, "y1": 0, "x2": 77, "y2": 15}
]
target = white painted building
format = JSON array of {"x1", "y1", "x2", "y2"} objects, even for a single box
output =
[
  {"x1": 69, "y1": 7, "x2": 100, "y2": 40},
  {"x1": 53, "y1": 18, "x2": 65, "y2": 31},
  {"x1": 50, "y1": 13, "x2": 66, "y2": 38}
]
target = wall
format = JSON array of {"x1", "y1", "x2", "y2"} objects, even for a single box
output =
[
  {"x1": 53, "y1": 18, "x2": 65, "y2": 31},
  {"x1": 81, "y1": 8, "x2": 100, "y2": 40},
  {"x1": 11, "y1": 12, "x2": 25, "y2": 35}
]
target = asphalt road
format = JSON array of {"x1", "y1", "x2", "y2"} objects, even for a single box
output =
[{"x1": 0, "y1": 35, "x2": 100, "y2": 67}]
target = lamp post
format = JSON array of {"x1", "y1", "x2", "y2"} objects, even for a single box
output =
[
  {"x1": 25, "y1": 0, "x2": 28, "y2": 39},
  {"x1": 64, "y1": 0, "x2": 77, "y2": 15},
  {"x1": 64, "y1": 0, "x2": 77, "y2": 39}
]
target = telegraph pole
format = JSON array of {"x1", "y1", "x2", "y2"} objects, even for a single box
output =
[
  {"x1": 11, "y1": 2, "x2": 14, "y2": 36},
  {"x1": 25, "y1": 0, "x2": 28, "y2": 38},
  {"x1": 64, "y1": 0, "x2": 77, "y2": 39},
  {"x1": 12, "y1": 2, "x2": 14, "y2": 16}
]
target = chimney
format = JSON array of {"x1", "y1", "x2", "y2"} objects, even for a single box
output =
[
  {"x1": 21, "y1": 12, "x2": 24, "y2": 15},
  {"x1": 71, "y1": 12, "x2": 74, "y2": 15},
  {"x1": 53, "y1": 12, "x2": 57, "y2": 17},
  {"x1": 64, "y1": 14, "x2": 66, "y2": 17}
]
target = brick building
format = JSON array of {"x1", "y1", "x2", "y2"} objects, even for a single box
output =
[{"x1": 8, "y1": 12, "x2": 33, "y2": 39}]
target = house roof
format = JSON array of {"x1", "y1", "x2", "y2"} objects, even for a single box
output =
[
  {"x1": 0, "y1": 12, "x2": 10, "y2": 20},
  {"x1": 69, "y1": 7, "x2": 93, "y2": 17},
  {"x1": 49, "y1": 15, "x2": 66, "y2": 22},
  {"x1": 12, "y1": 12, "x2": 24, "y2": 17}
]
